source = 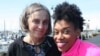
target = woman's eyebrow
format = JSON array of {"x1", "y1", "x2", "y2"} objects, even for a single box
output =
[
  {"x1": 63, "y1": 27, "x2": 70, "y2": 30},
  {"x1": 54, "y1": 27, "x2": 70, "y2": 31}
]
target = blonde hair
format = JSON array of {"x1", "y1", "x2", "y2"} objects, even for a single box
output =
[{"x1": 20, "y1": 3, "x2": 51, "y2": 35}]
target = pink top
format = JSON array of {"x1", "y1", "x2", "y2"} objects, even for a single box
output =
[{"x1": 62, "y1": 39, "x2": 100, "y2": 56}]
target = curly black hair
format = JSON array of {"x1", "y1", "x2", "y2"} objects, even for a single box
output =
[{"x1": 53, "y1": 2, "x2": 84, "y2": 32}]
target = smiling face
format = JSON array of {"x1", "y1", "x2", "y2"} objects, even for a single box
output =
[
  {"x1": 53, "y1": 19, "x2": 80, "y2": 52},
  {"x1": 27, "y1": 10, "x2": 49, "y2": 39}
]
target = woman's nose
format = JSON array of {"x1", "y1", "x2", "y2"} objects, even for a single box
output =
[
  {"x1": 38, "y1": 23, "x2": 43, "y2": 29},
  {"x1": 57, "y1": 33, "x2": 64, "y2": 39}
]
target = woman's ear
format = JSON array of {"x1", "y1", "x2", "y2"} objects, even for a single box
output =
[{"x1": 76, "y1": 29, "x2": 81, "y2": 37}]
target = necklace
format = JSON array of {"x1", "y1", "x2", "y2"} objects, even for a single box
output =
[
  {"x1": 33, "y1": 45, "x2": 45, "y2": 56},
  {"x1": 34, "y1": 45, "x2": 41, "y2": 54}
]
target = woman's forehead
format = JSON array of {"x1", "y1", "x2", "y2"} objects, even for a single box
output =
[
  {"x1": 29, "y1": 10, "x2": 49, "y2": 19},
  {"x1": 54, "y1": 20, "x2": 74, "y2": 29}
]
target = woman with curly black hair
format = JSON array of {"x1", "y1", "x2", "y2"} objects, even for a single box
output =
[{"x1": 53, "y1": 2, "x2": 100, "y2": 56}]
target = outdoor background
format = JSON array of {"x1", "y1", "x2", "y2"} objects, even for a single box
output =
[{"x1": 0, "y1": 0, "x2": 100, "y2": 32}]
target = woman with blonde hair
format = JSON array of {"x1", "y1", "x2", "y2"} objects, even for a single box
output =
[{"x1": 7, "y1": 3, "x2": 61, "y2": 56}]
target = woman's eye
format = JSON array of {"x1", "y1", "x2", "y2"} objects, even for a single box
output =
[
  {"x1": 53, "y1": 31, "x2": 59, "y2": 35},
  {"x1": 43, "y1": 21, "x2": 48, "y2": 25},
  {"x1": 63, "y1": 29, "x2": 69, "y2": 34},
  {"x1": 32, "y1": 19, "x2": 39, "y2": 24}
]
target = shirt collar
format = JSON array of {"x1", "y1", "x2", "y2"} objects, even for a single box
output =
[{"x1": 62, "y1": 38, "x2": 81, "y2": 56}]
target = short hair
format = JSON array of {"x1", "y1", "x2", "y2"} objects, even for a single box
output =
[
  {"x1": 20, "y1": 3, "x2": 51, "y2": 35},
  {"x1": 53, "y1": 2, "x2": 84, "y2": 32}
]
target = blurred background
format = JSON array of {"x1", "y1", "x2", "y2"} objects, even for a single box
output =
[{"x1": 0, "y1": 0, "x2": 100, "y2": 56}]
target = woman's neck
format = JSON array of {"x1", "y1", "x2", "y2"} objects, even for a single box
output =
[{"x1": 23, "y1": 33, "x2": 45, "y2": 45}]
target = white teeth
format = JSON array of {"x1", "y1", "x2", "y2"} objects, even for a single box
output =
[{"x1": 57, "y1": 43, "x2": 66, "y2": 48}]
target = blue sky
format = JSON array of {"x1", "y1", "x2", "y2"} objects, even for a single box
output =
[{"x1": 0, "y1": 0, "x2": 100, "y2": 31}]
